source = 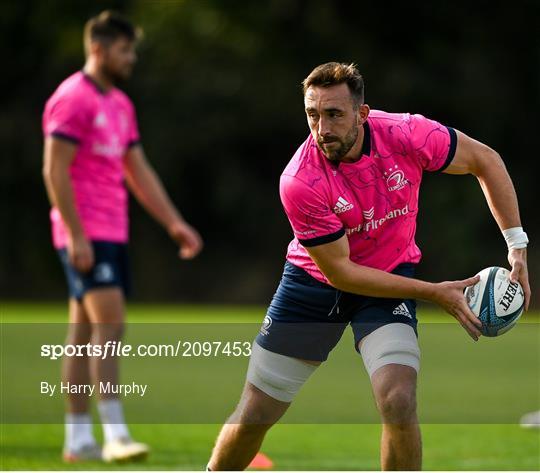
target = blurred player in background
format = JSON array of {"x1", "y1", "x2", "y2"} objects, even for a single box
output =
[
  {"x1": 207, "y1": 62, "x2": 530, "y2": 470},
  {"x1": 42, "y1": 11, "x2": 203, "y2": 462}
]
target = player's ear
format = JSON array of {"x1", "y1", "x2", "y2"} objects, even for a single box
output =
[
  {"x1": 358, "y1": 104, "x2": 370, "y2": 124},
  {"x1": 87, "y1": 40, "x2": 105, "y2": 58}
]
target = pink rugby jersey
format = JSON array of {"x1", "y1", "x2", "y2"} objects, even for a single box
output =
[
  {"x1": 43, "y1": 71, "x2": 140, "y2": 248},
  {"x1": 280, "y1": 110, "x2": 457, "y2": 284}
]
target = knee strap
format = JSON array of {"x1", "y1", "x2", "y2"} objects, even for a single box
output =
[{"x1": 359, "y1": 323, "x2": 420, "y2": 378}]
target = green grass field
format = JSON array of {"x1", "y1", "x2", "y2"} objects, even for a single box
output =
[{"x1": 1, "y1": 303, "x2": 539, "y2": 470}]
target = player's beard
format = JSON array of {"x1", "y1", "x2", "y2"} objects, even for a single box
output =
[
  {"x1": 317, "y1": 120, "x2": 359, "y2": 162},
  {"x1": 101, "y1": 60, "x2": 133, "y2": 85}
]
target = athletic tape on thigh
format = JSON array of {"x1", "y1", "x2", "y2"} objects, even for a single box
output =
[
  {"x1": 359, "y1": 323, "x2": 420, "y2": 377},
  {"x1": 246, "y1": 342, "x2": 317, "y2": 402}
]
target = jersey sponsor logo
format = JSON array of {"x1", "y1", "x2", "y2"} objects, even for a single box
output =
[
  {"x1": 393, "y1": 302, "x2": 412, "y2": 319},
  {"x1": 334, "y1": 196, "x2": 354, "y2": 214},
  {"x1": 346, "y1": 205, "x2": 410, "y2": 235},
  {"x1": 92, "y1": 135, "x2": 124, "y2": 158},
  {"x1": 384, "y1": 165, "x2": 409, "y2": 192},
  {"x1": 94, "y1": 112, "x2": 107, "y2": 128},
  {"x1": 362, "y1": 207, "x2": 375, "y2": 220},
  {"x1": 260, "y1": 315, "x2": 272, "y2": 336}
]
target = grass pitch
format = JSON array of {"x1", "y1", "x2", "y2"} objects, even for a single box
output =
[{"x1": 1, "y1": 303, "x2": 539, "y2": 470}]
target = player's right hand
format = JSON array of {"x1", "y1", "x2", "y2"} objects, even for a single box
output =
[
  {"x1": 168, "y1": 220, "x2": 203, "y2": 260},
  {"x1": 68, "y1": 234, "x2": 94, "y2": 273},
  {"x1": 430, "y1": 276, "x2": 482, "y2": 341},
  {"x1": 508, "y1": 247, "x2": 530, "y2": 311}
]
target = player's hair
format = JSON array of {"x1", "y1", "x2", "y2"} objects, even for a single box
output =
[
  {"x1": 302, "y1": 62, "x2": 364, "y2": 107},
  {"x1": 84, "y1": 10, "x2": 142, "y2": 54}
]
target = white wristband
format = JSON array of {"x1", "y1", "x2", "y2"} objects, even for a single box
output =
[{"x1": 502, "y1": 227, "x2": 528, "y2": 250}]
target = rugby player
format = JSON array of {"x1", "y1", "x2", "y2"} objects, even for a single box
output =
[
  {"x1": 42, "y1": 11, "x2": 203, "y2": 462},
  {"x1": 207, "y1": 62, "x2": 530, "y2": 470}
]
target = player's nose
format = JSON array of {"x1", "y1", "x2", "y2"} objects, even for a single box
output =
[
  {"x1": 318, "y1": 118, "x2": 331, "y2": 136},
  {"x1": 127, "y1": 50, "x2": 137, "y2": 65}
]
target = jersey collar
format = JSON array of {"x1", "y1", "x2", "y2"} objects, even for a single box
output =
[
  {"x1": 360, "y1": 121, "x2": 371, "y2": 157},
  {"x1": 81, "y1": 71, "x2": 108, "y2": 95}
]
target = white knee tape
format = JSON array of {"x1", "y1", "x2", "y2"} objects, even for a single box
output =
[
  {"x1": 246, "y1": 342, "x2": 318, "y2": 402},
  {"x1": 359, "y1": 323, "x2": 420, "y2": 378}
]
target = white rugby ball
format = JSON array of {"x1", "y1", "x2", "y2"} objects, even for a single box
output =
[{"x1": 464, "y1": 266, "x2": 525, "y2": 337}]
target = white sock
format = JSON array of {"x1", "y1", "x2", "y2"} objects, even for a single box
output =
[
  {"x1": 98, "y1": 398, "x2": 130, "y2": 443},
  {"x1": 65, "y1": 413, "x2": 96, "y2": 451}
]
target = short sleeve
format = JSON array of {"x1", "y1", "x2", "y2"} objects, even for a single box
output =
[
  {"x1": 408, "y1": 114, "x2": 457, "y2": 172},
  {"x1": 42, "y1": 94, "x2": 93, "y2": 144},
  {"x1": 126, "y1": 99, "x2": 140, "y2": 147},
  {"x1": 280, "y1": 174, "x2": 345, "y2": 247}
]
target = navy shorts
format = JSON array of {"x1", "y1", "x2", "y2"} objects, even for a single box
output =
[
  {"x1": 57, "y1": 241, "x2": 131, "y2": 301},
  {"x1": 255, "y1": 261, "x2": 418, "y2": 362}
]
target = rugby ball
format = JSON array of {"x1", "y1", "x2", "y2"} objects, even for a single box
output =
[{"x1": 464, "y1": 266, "x2": 525, "y2": 337}]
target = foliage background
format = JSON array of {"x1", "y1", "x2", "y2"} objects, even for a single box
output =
[{"x1": 1, "y1": 0, "x2": 538, "y2": 304}]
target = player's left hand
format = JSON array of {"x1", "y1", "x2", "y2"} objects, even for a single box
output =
[
  {"x1": 508, "y1": 247, "x2": 530, "y2": 311},
  {"x1": 168, "y1": 220, "x2": 204, "y2": 260}
]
